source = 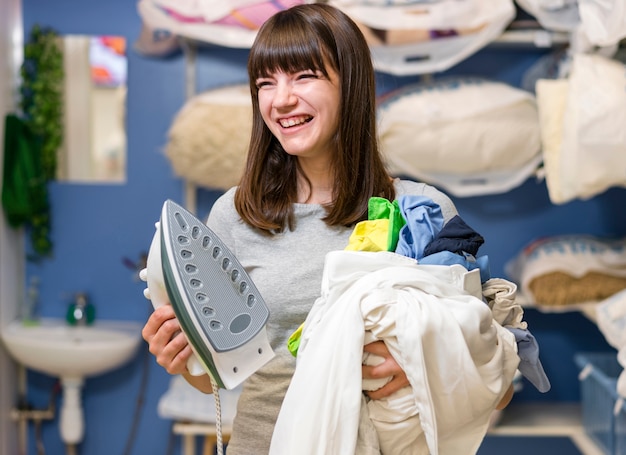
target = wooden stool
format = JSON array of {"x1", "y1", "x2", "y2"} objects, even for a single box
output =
[{"x1": 173, "y1": 422, "x2": 233, "y2": 455}]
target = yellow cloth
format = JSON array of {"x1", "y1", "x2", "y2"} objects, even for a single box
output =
[{"x1": 345, "y1": 219, "x2": 390, "y2": 252}]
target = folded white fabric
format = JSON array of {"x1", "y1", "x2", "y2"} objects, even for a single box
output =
[
  {"x1": 517, "y1": 0, "x2": 626, "y2": 48},
  {"x1": 595, "y1": 290, "x2": 626, "y2": 399},
  {"x1": 158, "y1": 375, "x2": 241, "y2": 424},
  {"x1": 482, "y1": 278, "x2": 527, "y2": 330},
  {"x1": 378, "y1": 78, "x2": 542, "y2": 197},
  {"x1": 596, "y1": 289, "x2": 626, "y2": 350},
  {"x1": 270, "y1": 251, "x2": 518, "y2": 455},
  {"x1": 536, "y1": 53, "x2": 626, "y2": 204},
  {"x1": 579, "y1": 0, "x2": 626, "y2": 47}
]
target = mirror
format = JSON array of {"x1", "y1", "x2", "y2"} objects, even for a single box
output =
[{"x1": 59, "y1": 35, "x2": 127, "y2": 183}]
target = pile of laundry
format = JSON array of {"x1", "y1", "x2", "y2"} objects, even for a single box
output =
[{"x1": 276, "y1": 195, "x2": 550, "y2": 455}]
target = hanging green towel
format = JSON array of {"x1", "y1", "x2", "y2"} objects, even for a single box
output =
[{"x1": 2, "y1": 113, "x2": 48, "y2": 228}]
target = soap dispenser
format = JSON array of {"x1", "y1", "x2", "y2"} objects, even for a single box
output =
[
  {"x1": 66, "y1": 293, "x2": 95, "y2": 326},
  {"x1": 21, "y1": 276, "x2": 41, "y2": 325}
]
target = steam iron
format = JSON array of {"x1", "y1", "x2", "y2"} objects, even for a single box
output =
[{"x1": 141, "y1": 199, "x2": 274, "y2": 390}]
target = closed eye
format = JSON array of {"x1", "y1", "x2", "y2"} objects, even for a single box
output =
[
  {"x1": 255, "y1": 79, "x2": 274, "y2": 90},
  {"x1": 301, "y1": 72, "x2": 322, "y2": 80}
]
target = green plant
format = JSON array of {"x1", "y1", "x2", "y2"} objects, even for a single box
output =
[{"x1": 19, "y1": 25, "x2": 64, "y2": 257}]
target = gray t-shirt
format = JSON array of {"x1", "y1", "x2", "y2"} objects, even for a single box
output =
[{"x1": 205, "y1": 179, "x2": 457, "y2": 455}]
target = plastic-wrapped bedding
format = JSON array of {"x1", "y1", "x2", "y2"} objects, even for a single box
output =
[
  {"x1": 517, "y1": 0, "x2": 626, "y2": 48},
  {"x1": 505, "y1": 235, "x2": 626, "y2": 307},
  {"x1": 137, "y1": 0, "x2": 303, "y2": 49},
  {"x1": 165, "y1": 85, "x2": 251, "y2": 191},
  {"x1": 377, "y1": 77, "x2": 542, "y2": 197},
  {"x1": 328, "y1": 0, "x2": 515, "y2": 75},
  {"x1": 158, "y1": 375, "x2": 241, "y2": 424},
  {"x1": 535, "y1": 53, "x2": 626, "y2": 205},
  {"x1": 515, "y1": 0, "x2": 580, "y2": 32}
]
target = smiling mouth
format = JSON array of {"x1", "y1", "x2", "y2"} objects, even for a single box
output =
[{"x1": 279, "y1": 115, "x2": 313, "y2": 128}]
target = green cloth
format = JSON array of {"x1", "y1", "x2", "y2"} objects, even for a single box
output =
[
  {"x1": 367, "y1": 197, "x2": 405, "y2": 251},
  {"x1": 287, "y1": 322, "x2": 304, "y2": 357},
  {"x1": 2, "y1": 114, "x2": 48, "y2": 227}
]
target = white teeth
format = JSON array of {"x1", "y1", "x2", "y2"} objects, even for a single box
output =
[{"x1": 280, "y1": 116, "x2": 310, "y2": 128}]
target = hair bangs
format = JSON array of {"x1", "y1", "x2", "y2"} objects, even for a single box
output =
[{"x1": 249, "y1": 19, "x2": 332, "y2": 82}]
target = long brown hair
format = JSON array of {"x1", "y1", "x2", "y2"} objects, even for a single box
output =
[{"x1": 235, "y1": 3, "x2": 394, "y2": 233}]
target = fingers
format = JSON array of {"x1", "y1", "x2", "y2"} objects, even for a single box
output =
[
  {"x1": 142, "y1": 305, "x2": 175, "y2": 342},
  {"x1": 362, "y1": 340, "x2": 410, "y2": 400},
  {"x1": 157, "y1": 332, "x2": 194, "y2": 375},
  {"x1": 142, "y1": 305, "x2": 192, "y2": 375},
  {"x1": 495, "y1": 383, "x2": 514, "y2": 410}
]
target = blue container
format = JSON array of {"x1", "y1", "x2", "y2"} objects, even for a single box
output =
[{"x1": 575, "y1": 352, "x2": 626, "y2": 455}]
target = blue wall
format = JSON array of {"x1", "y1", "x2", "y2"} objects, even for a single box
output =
[{"x1": 18, "y1": 1, "x2": 622, "y2": 454}]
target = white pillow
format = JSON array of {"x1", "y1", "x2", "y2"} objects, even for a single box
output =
[
  {"x1": 165, "y1": 85, "x2": 251, "y2": 191},
  {"x1": 378, "y1": 78, "x2": 542, "y2": 196}
]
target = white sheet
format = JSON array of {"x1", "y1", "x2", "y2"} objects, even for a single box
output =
[{"x1": 270, "y1": 251, "x2": 518, "y2": 455}]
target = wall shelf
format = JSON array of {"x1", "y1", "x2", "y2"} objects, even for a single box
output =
[
  {"x1": 489, "y1": 403, "x2": 604, "y2": 455},
  {"x1": 494, "y1": 28, "x2": 569, "y2": 48}
]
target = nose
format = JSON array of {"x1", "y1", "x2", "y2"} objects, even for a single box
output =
[{"x1": 272, "y1": 81, "x2": 297, "y2": 109}]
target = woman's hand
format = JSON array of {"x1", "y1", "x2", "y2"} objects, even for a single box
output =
[
  {"x1": 142, "y1": 305, "x2": 214, "y2": 393},
  {"x1": 142, "y1": 305, "x2": 194, "y2": 375},
  {"x1": 362, "y1": 340, "x2": 410, "y2": 400},
  {"x1": 496, "y1": 383, "x2": 514, "y2": 410}
]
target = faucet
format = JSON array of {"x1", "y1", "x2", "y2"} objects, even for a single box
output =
[
  {"x1": 73, "y1": 294, "x2": 88, "y2": 326},
  {"x1": 67, "y1": 293, "x2": 95, "y2": 326}
]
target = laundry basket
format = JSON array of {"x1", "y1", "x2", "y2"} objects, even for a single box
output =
[{"x1": 574, "y1": 352, "x2": 626, "y2": 455}]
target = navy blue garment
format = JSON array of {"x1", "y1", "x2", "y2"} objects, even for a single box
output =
[{"x1": 424, "y1": 215, "x2": 484, "y2": 257}]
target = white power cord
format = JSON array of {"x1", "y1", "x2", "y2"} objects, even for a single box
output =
[{"x1": 209, "y1": 375, "x2": 224, "y2": 455}]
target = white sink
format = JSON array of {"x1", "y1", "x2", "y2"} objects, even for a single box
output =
[
  {"x1": 1, "y1": 318, "x2": 142, "y2": 379},
  {"x1": 1, "y1": 317, "x2": 143, "y2": 445}
]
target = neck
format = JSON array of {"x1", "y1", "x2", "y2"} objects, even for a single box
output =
[
  {"x1": 296, "y1": 161, "x2": 334, "y2": 204},
  {"x1": 298, "y1": 186, "x2": 333, "y2": 204}
]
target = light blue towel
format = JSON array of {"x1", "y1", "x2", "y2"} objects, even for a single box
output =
[{"x1": 395, "y1": 195, "x2": 444, "y2": 260}]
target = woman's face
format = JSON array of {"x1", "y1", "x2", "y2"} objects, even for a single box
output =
[{"x1": 255, "y1": 65, "x2": 340, "y2": 163}]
